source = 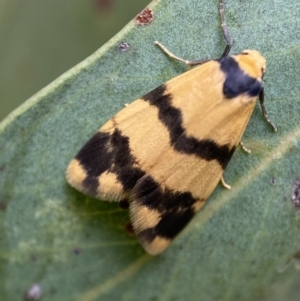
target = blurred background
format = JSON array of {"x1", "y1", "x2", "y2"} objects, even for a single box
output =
[{"x1": 0, "y1": 0, "x2": 150, "y2": 121}]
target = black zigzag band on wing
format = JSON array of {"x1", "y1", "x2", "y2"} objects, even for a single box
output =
[
  {"x1": 141, "y1": 85, "x2": 235, "y2": 169},
  {"x1": 76, "y1": 129, "x2": 145, "y2": 196}
]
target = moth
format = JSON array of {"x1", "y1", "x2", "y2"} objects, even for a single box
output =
[{"x1": 66, "y1": 0, "x2": 276, "y2": 255}]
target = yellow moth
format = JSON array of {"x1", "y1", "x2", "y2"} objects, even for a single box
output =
[{"x1": 66, "y1": 0, "x2": 276, "y2": 255}]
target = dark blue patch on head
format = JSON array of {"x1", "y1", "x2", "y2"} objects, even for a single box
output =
[{"x1": 218, "y1": 56, "x2": 262, "y2": 98}]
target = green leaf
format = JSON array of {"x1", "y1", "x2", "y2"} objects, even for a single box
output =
[
  {"x1": 0, "y1": 0, "x2": 150, "y2": 121},
  {"x1": 1, "y1": 0, "x2": 300, "y2": 300}
]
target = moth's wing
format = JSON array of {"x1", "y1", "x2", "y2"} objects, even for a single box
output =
[
  {"x1": 67, "y1": 57, "x2": 259, "y2": 254},
  {"x1": 128, "y1": 61, "x2": 258, "y2": 254},
  {"x1": 66, "y1": 85, "x2": 180, "y2": 201}
]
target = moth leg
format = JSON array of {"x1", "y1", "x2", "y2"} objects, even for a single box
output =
[
  {"x1": 221, "y1": 176, "x2": 231, "y2": 190},
  {"x1": 239, "y1": 141, "x2": 251, "y2": 154},
  {"x1": 155, "y1": 41, "x2": 209, "y2": 67},
  {"x1": 259, "y1": 88, "x2": 277, "y2": 131},
  {"x1": 219, "y1": 0, "x2": 232, "y2": 58},
  {"x1": 156, "y1": 1, "x2": 232, "y2": 66}
]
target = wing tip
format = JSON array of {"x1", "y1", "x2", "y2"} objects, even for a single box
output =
[
  {"x1": 130, "y1": 201, "x2": 171, "y2": 255},
  {"x1": 66, "y1": 159, "x2": 87, "y2": 193},
  {"x1": 137, "y1": 234, "x2": 171, "y2": 255}
]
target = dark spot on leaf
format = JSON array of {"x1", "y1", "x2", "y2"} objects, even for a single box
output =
[
  {"x1": 0, "y1": 202, "x2": 7, "y2": 211},
  {"x1": 118, "y1": 42, "x2": 130, "y2": 52},
  {"x1": 286, "y1": 250, "x2": 300, "y2": 265},
  {"x1": 30, "y1": 254, "x2": 37, "y2": 262},
  {"x1": 292, "y1": 179, "x2": 300, "y2": 210},
  {"x1": 135, "y1": 8, "x2": 154, "y2": 25},
  {"x1": 293, "y1": 251, "x2": 300, "y2": 260},
  {"x1": 125, "y1": 223, "x2": 134, "y2": 234},
  {"x1": 73, "y1": 248, "x2": 81, "y2": 255},
  {"x1": 270, "y1": 177, "x2": 276, "y2": 185}
]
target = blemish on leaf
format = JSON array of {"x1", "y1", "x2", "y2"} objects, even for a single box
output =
[
  {"x1": 270, "y1": 177, "x2": 276, "y2": 185},
  {"x1": 0, "y1": 202, "x2": 7, "y2": 211},
  {"x1": 135, "y1": 8, "x2": 154, "y2": 25},
  {"x1": 73, "y1": 248, "x2": 81, "y2": 255},
  {"x1": 292, "y1": 251, "x2": 300, "y2": 260},
  {"x1": 125, "y1": 222, "x2": 134, "y2": 234},
  {"x1": 24, "y1": 284, "x2": 42, "y2": 301},
  {"x1": 285, "y1": 250, "x2": 300, "y2": 267},
  {"x1": 30, "y1": 254, "x2": 37, "y2": 262},
  {"x1": 118, "y1": 42, "x2": 130, "y2": 52},
  {"x1": 292, "y1": 179, "x2": 300, "y2": 210}
]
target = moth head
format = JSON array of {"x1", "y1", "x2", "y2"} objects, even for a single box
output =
[{"x1": 234, "y1": 49, "x2": 266, "y2": 81}]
